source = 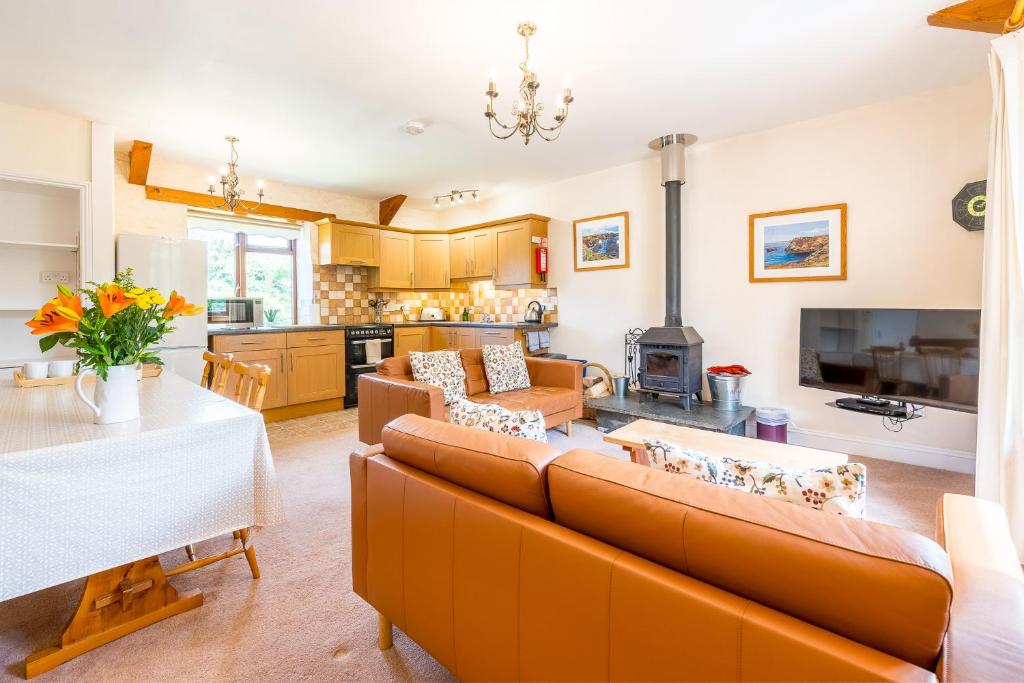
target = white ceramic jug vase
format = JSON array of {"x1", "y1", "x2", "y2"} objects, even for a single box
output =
[{"x1": 74, "y1": 364, "x2": 141, "y2": 424}]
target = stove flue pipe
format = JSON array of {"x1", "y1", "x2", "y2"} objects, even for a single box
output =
[{"x1": 648, "y1": 133, "x2": 697, "y2": 328}]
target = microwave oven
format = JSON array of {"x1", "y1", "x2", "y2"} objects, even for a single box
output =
[{"x1": 207, "y1": 297, "x2": 264, "y2": 328}]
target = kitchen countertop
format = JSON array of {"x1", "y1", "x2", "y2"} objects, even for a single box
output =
[{"x1": 208, "y1": 321, "x2": 557, "y2": 336}]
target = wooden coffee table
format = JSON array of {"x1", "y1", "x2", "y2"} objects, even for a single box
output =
[{"x1": 603, "y1": 419, "x2": 849, "y2": 469}]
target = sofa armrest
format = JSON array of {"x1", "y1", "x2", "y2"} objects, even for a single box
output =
[
  {"x1": 525, "y1": 356, "x2": 583, "y2": 394},
  {"x1": 357, "y1": 373, "x2": 445, "y2": 445},
  {"x1": 350, "y1": 444, "x2": 385, "y2": 599},
  {"x1": 935, "y1": 493, "x2": 1024, "y2": 681}
]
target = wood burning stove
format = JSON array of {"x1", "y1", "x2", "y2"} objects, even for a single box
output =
[{"x1": 636, "y1": 133, "x2": 703, "y2": 409}]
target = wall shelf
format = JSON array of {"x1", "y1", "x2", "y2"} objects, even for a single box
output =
[{"x1": 0, "y1": 239, "x2": 78, "y2": 251}]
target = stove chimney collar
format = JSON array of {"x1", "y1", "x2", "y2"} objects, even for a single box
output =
[{"x1": 648, "y1": 133, "x2": 697, "y2": 186}]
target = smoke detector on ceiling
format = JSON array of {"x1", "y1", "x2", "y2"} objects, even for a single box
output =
[{"x1": 403, "y1": 120, "x2": 426, "y2": 136}]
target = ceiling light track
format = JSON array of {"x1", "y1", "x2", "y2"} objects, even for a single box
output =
[{"x1": 433, "y1": 189, "x2": 479, "y2": 208}]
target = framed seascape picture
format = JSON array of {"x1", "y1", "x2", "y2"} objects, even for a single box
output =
[
  {"x1": 749, "y1": 203, "x2": 847, "y2": 283},
  {"x1": 573, "y1": 211, "x2": 629, "y2": 271}
]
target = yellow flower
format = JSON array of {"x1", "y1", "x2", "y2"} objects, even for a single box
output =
[{"x1": 128, "y1": 288, "x2": 166, "y2": 310}]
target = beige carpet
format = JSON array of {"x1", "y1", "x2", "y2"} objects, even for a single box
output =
[{"x1": 0, "y1": 413, "x2": 972, "y2": 681}]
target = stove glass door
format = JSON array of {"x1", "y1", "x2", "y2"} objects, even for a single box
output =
[{"x1": 645, "y1": 351, "x2": 680, "y2": 377}]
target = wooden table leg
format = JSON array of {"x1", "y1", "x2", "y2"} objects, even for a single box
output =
[
  {"x1": 622, "y1": 445, "x2": 650, "y2": 466},
  {"x1": 24, "y1": 557, "x2": 203, "y2": 678}
]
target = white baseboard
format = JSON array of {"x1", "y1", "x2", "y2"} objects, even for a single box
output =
[{"x1": 755, "y1": 424, "x2": 976, "y2": 474}]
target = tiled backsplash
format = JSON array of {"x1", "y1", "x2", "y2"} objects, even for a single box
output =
[{"x1": 314, "y1": 265, "x2": 557, "y2": 324}]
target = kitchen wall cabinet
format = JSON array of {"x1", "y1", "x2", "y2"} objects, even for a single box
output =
[
  {"x1": 395, "y1": 327, "x2": 430, "y2": 356},
  {"x1": 449, "y1": 227, "x2": 496, "y2": 280},
  {"x1": 317, "y1": 220, "x2": 380, "y2": 266},
  {"x1": 469, "y1": 228, "x2": 495, "y2": 278},
  {"x1": 494, "y1": 218, "x2": 548, "y2": 288},
  {"x1": 370, "y1": 230, "x2": 414, "y2": 290},
  {"x1": 449, "y1": 232, "x2": 470, "y2": 280},
  {"x1": 413, "y1": 233, "x2": 450, "y2": 289},
  {"x1": 287, "y1": 344, "x2": 346, "y2": 404}
]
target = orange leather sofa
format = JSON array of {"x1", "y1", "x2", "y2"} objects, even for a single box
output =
[
  {"x1": 351, "y1": 415, "x2": 1024, "y2": 682},
  {"x1": 357, "y1": 348, "x2": 582, "y2": 445}
]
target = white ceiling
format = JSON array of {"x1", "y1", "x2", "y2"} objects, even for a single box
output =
[{"x1": 0, "y1": 1, "x2": 992, "y2": 202}]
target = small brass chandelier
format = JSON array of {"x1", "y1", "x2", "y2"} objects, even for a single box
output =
[
  {"x1": 485, "y1": 22, "x2": 574, "y2": 145},
  {"x1": 207, "y1": 136, "x2": 265, "y2": 212}
]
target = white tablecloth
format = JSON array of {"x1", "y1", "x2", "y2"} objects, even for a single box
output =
[{"x1": 0, "y1": 371, "x2": 285, "y2": 601}]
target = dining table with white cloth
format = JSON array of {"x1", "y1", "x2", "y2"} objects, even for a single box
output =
[{"x1": 0, "y1": 369, "x2": 285, "y2": 677}]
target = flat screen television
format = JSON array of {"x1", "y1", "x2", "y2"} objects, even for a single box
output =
[{"x1": 799, "y1": 308, "x2": 981, "y2": 413}]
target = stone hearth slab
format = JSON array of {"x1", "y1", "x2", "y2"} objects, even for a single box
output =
[{"x1": 585, "y1": 393, "x2": 753, "y2": 436}]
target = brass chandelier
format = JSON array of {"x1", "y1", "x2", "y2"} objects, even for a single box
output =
[
  {"x1": 207, "y1": 136, "x2": 265, "y2": 212},
  {"x1": 485, "y1": 22, "x2": 574, "y2": 145}
]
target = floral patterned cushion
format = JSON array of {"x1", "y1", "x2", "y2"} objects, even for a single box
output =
[
  {"x1": 643, "y1": 438, "x2": 867, "y2": 517},
  {"x1": 482, "y1": 342, "x2": 531, "y2": 394},
  {"x1": 449, "y1": 398, "x2": 547, "y2": 442},
  {"x1": 408, "y1": 350, "x2": 467, "y2": 405}
]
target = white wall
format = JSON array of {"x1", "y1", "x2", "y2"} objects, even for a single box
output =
[
  {"x1": 0, "y1": 100, "x2": 94, "y2": 363},
  {"x1": 444, "y1": 79, "x2": 990, "y2": 469}
]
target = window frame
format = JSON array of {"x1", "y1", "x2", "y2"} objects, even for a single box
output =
[{"x1": 234, "y1": 232, "x2": 298, "y2": 322}]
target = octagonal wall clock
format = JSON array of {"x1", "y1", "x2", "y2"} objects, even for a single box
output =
[{"x1": 953, "y1": 180, "x2": 986, "y2": 231}]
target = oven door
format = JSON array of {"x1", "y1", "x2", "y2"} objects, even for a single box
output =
[{"x1": 346, "y1": 339, "x2": 394, "y2": 367}]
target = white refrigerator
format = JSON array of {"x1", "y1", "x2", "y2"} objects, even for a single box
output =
[{"x1": 116, "y1": 234, "x2": 208, "y2": 384}]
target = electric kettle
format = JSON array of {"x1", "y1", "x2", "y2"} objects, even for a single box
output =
[{"x1": 524, "y1": 300, "x2": 544, "y2": 323}]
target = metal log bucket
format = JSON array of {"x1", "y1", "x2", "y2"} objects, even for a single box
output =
[{"x1": 707, "y1": 373, "x2": 743, "y2": 411}]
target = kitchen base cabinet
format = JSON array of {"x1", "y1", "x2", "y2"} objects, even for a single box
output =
[
  {"x1": 226, "y1": 349, "x2": 288, "y2": 409},
  {"x1": 287, "y1": 345, "x2": 346, "y2": 404},
  {"x1": 210, "y1": 332, "x2": 345, "y2": 420},
  {"x1": 395, "y1": 327, "x2": 430, "y2": 356}
]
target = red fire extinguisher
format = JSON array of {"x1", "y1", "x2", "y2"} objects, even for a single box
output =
[{"x1": 535, "y1": 247, "x2": 548, "y2": 282}]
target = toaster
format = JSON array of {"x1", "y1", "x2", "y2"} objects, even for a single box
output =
[{"x1": 419, "y1": 307, "x2": 445, "y2": 321}]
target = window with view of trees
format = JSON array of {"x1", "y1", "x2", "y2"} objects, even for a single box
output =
[{"x1": 189, "y1": 227, "x2": 297, "y2": 325}]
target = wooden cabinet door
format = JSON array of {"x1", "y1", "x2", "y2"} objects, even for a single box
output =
[
  {"x1": 413, "y1": 233, "x2": 450, "y2": 289},
  {"x1": 456, "y1": 328, "x2": 478, "y2": 350},
  {"x1": 395, "y1": 327, "x2": 430, "y2": 357},
  {"x1": 469, "y1": 228, "x2": 494, "y2": 278},
  {"x1": 336, "y1": 224, "x2": 379, "y2": 266},
  {"x1": 449, "y1": 233, "x2": 470, "y2": 279},
  {"x1": 287, "y1": 344, "x2": 345, "y2": 404},
  {"x1": 374, "y1": 230, "x2": 414, "y2": 289},
  {"x1": 228, "y1": 348, "x2": 288, "y2": 409},
  {"x1": 494, "y1": 219, "x2": 547, "y2": 288},
  {"x1": 494, "y1": 221, "x2": 531, "y2": 287}
]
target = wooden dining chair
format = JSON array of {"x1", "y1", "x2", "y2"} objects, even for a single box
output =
[
  {"x1": 230, "y1": 361, "x2": 272, "y2": 411},
  {"x1": 200, "y1": 351, "x2": 234, "y2": 394},
  {"x1": 176, "y1": 360, "x2": 271, "y2": 578}
]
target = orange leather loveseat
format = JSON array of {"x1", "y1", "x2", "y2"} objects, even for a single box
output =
[
  {"x1": 357, "y1": 348, "x2": 582, "y2": 445},
  {"x1": 351, "y1": 415, "x2": 1024, "y2": 682}
]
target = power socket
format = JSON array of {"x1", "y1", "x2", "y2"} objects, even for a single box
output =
[{"x1": 40, "y1": 271, "x2": 74, "y2": 285}]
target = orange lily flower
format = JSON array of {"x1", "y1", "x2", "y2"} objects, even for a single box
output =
[
  {"x1": 25, "y1": 301, "x2": 79, "y2": 335},
  {"x1": 54, "y1": 284, "x2": 83, "y2": 321},
  {"x1": 163, "y1": 290, "x2": 204, "y2": 318},
  {"x1": 96, "y1": 283, "x2": 133, "y2": 318}
]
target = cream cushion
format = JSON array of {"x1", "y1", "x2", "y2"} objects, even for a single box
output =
[
  {"x1": 408, "y1": 350, "x2": 467, "y2": 405},
  {"x1": 482, "y1": 342, "x2": 531, "y2": 393},
  {"x1": 449, "y1": 398, "x2": 547, "y2": 442},
  {"x1": 643, "y1": 438, "x2": 867, "y2": 517}
]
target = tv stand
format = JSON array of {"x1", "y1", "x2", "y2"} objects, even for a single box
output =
[{"x1": 830, "y1": 397, "x2": 920, "y2": 420}]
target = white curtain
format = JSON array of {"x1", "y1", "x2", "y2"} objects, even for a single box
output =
[
  {"x1": 977, "y1": 31, "x2": 1024, "y2": 558},
  {"x1": 295, "y1": 222, "x2": 316, "y2": 324}
]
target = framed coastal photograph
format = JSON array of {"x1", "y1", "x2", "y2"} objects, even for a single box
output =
[
  {"x1": 573, "y1": 211, "x2": 629, "y2": 271},
  {"x1": 749, "y1": 203, "x2": 847, "y2": 283}
]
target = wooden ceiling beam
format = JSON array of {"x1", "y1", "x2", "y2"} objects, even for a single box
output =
[
  {"x1": 927, "y1": 0, "x2": 1020, "y2": 33},
  {"x1": 378, "y1": 194, "x2": 407, "y2": 226},
  {"x1": 128, "y1": 140, "x2": 153, "y2": 186},
  {"x1": 144, "y1": 186, "x2": 335, "y2": 223}
]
